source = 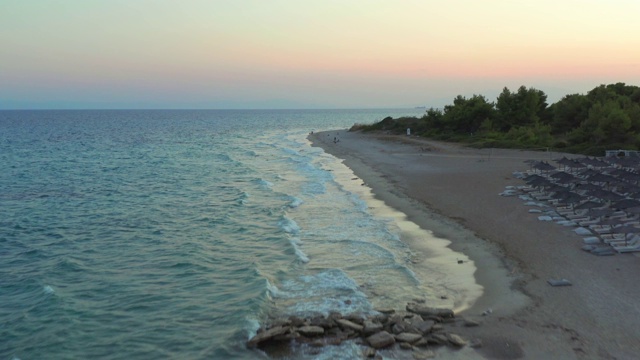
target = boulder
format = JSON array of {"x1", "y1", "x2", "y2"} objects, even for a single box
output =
[
  {"x1": 395, "y1": 332, "x2": 423, "y2": 343},
  {"x1": 413, "y1": 350, "x2": 436, "y2": 359},
  {"x1": 247, "y1": 325, "x2": 289, "y2": 346},
  {"x1": 469, "y1": 338, "x2": 483, "y2": 348},
  {"x1": 375, "y1": 308, "x2": 396, "y2": 314},
  {"x1": 413, "y1": 320, "x2": 435, "y2": 334},
  {"x1": 362, "y1": 347, "x2": 376, "y2": 358},
  {"x1": 391, "y1": 322, "x2": 406, "y2": 334},
  {"x1": 310, "y1": 315, "x2": 334, "y2": 329},
  {"x1": 363, "y1": 320, "x2": 383, "y2": 334},
  {"x1": 298, "y1": 325, "x2": 324, "y2": 337},
  {"x1": 366, "y1": 331, "x2": 396, "y2": 349},
  {"x1": 399, "y1": 342, "x2": 413, "y2": 350},
  {"x1": 425, "y1": 333, "x2": 448, "y2": 345},
  {"x1": 406, "y1": 303, "x2": 454, "y2": 318},
  {"x1": 447, "y1": 333, "x2": 468, "y2": 347},
  {"x1": 336, "y1": 319, "x2": 364, "y2": 332},
  {"x1": 464, "y1": 319, "x2": 480, "y2": 327}
]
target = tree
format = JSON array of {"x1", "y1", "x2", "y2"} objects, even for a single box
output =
[
  {"x1": 442, "y1": 95, "x2": 495, "y2": 134},
  {"x1": 549, "y1": 94, "x2": 590, "y2": 134},
  {"x1": 495, "y1": 86, "x2": 548, "y2": 131}
]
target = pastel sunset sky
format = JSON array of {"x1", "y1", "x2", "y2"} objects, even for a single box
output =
[{"x1": 1, "y1": 0, "x2": 639, "y2": 109}]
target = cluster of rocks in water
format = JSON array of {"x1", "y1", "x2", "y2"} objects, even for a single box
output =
[{"x1": 248, "y1": 302, "x2": 482, "y2": 358}]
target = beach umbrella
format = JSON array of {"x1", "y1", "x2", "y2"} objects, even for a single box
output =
[
  {"x1": 580, "y1": 157, "x2": 609, "y2": 168},
  {"x1": 578, "y1": 169, "x2": 600, "y2": 178},
  {"x1": 587, "y1": 173, "x2": 617, "y2": 184},
  {"x1": 525, "y1": 175, "x2": 546, "y2": 184},
  {"x1": 556, "y1": 176, "x2": 580, "y2": 185},
  {"x1": 612, "y1": 199, "x2": 640, "y2": 210},
  {"x1": 600, "y1": 217, "x2": 623, "y2": 225},
  {"x1": 574, "y1": 201, "x2": 605, "y2": 210},
  {"x1": 549, "y1": 171, "x2": 573, "y2": 180},
  {"x1": 623, "y1": 206, "x2": 640, "y2": 215},
  {"x1": 573, "y1": 182, "x2": 603, "y2": 192},
  {"x1": 526, "y1": 178, "x2": 552, "y2": 188},
  {"x1": 532, "y1": 161, "x2": 556, "y2": 171},
  {"x1": 586, "y1": 208, "x2": 615, "y2": 219},
  {"x1": 617, "y1": 172, "x2": 640, "y2": 183},
  {"x1": 566, "y1": 161, "x2": 587, "y2": 171},
  {"x1": 589, "y1": 190, "x2": 624, "y2": 202},
  {"x1": 564, "y1": 194, "x2": 585, "y2": 204},
  {"x1": 554, "y1": 157, "x2": 573, "y2": 164},
  {"x1": 612, "y1": 224, "x2": 640, "y2": 235}
]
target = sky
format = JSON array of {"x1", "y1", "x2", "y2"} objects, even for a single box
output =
[{"x1": 1, "y1": 0, "x2": 640, "y2": 109}]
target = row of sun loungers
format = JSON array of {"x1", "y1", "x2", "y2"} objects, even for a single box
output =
[{"x1": 505, "y1": 155, "x2": 640, "y2": 256}]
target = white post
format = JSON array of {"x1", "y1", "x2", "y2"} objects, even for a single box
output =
[{"x1": 407, "y1": 128, "x2": 411, "y2": 136}]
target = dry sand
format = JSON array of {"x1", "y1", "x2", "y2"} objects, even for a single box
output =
[{"x1": 310, "y1": 130, "x2": 640, "y2": 360}]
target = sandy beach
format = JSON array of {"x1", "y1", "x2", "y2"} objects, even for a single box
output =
[{"x1": 310, "y1": 130, "x2": 640, "y2": 359}]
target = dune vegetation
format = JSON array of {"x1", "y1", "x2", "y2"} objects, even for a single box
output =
[{"x1": 354, "y1": 83, "x2": 640, "y2": 156}]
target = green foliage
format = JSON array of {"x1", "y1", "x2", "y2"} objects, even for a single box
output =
[
  {"x1": 356, "y1": 83, "x2": 640, "y2": 156},
  {"x1": 495, "y1": 86, "x2": 548, "y2": 131}
]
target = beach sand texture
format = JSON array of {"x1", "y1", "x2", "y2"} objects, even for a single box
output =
[{"x1": 310, "y1": 130, "x2": 640, "y2": 360}]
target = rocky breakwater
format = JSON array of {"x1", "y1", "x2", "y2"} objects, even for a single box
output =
[{"x1": 247, "y1": 301, "x2": 482, "y2": 358}]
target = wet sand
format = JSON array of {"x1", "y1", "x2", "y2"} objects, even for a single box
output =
[{"x1": 310, "y1": 130, "x2": 640, "y2": 359}]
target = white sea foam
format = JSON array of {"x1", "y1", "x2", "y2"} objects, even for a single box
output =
[
  {"x1": 279, "y1": 216, "x2": 300, "y2": 234},
  {"x1": 43, "y1": 285, "x2": 54, "y2": 294},
  {"x1": 288, "y1": 196, "x2": 303, "y2": 208},
  {"x1": 271, "y1": 269, "x2": 372, "y2": 316},
  {"x1": 265, "y1": 279, "x2": 284, "y2": 299},
  {"x1": 245, "y1": 317, "x2": 261, "y2": 340},
  {"x1": 257, "y1": 179, "x2": 273, "y2": 188},
  {"x1": 291, "y1": 241, "x2": 309, "y2": 263}
]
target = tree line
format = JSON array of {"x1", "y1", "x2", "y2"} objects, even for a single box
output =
[{"x1": 356, "y1": 83, "x2": 640, "y2": 155}]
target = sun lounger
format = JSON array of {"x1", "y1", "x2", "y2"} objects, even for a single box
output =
[
  {"x1": 612, "y1": 242, "x2": 640, "y2": 253},
  {"x1": 574, "y1": 227, "x2": 593, "y2": 236},
  {"x1": 582, "y1": 236, "x2": 601, "y2": 244},
  {"x1": 600, "y1": 234, "x2": 626, "y2": 243},
  {"x1": 547, "y1": 279, "x2": 572, "y2": 286},
  {"x1": 593, "y1": 227, "x2": 612, "y2": 235},
  {"x1": 590, "y1": 247, "x2": 616, "y2": 256}
]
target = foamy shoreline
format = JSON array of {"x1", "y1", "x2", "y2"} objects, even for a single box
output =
[{"x1": 309, "y1": 129, "x2": 640, "y2": 359}]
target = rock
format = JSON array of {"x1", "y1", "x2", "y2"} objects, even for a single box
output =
[
  {"x1": 447, "y1": 333, "x2": 468, "y2": 347},
  {"x1": 399, "y1": 342, "x2": 413, "y2": 350},
  {"x1": 413, "y1": 350, "x2": 436, "y2": 359},
  {"x1": 426, "y1": 333, "x2": 448, "y2": 345},
  {"x1": 422, "y1": 315, "x2": 443, "y2": 323},
  {"x1": 464, "y1": 319, "x2": 480, "y2": 327},
  {"x1": 414, "y1": 338, "x2": 430, "y2": 348},
  {"x1": 376, "y1": 308, "x2": 396, "y2": 314},
  {"x1": 406, "y1": 303, "x2": 454, "y2": 318},
  {"x1": 431, "y1": 324, "x2": 443, "y2": 332},
  {"x1": 298, "y1": 325, "x2": 324, "y2": 337},
  {"x1": 345, "y1": 313, "x2": 365, "y2": 324},
  {"x1": 362, "y1": 347, "x2": 376, "y2": 358},
  {"x1": 470, "y1": 338, "x2": 483, "y2": 348},
  {"x1": 310, "y1": 316, "x2": 333, "y2": 329},
  {"x1": 336, "y1": 319, "x2": 364, "y2": 332},
  {"x1": 363, "y1": 320, "x2": 383, "y2": 334},
  {"x1": 413, "y1": 320, "x2": 435, "y2": 334},
  {"x1": 328, "y1": 311, "x2": 343, "y2": 322},
  {"x1": 288, "y1": 316, "x2": 306, "y2": 327},
  {"x1": 391, "y1": 322, "x2": 406, "y2": 334},
  {"x1": 395, "y1": 332, "x2": 423, "y2": 343},
  {"x1": 366, "y1": 331, "x2": 396, "y2": 349},
  {"x1": 247, "y1": 325, "x2": 289, "y2": 346}
]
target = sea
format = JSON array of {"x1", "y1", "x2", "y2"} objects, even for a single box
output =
[{"x1": 0, "y1": 109, "x2": 477, "y2": 360}]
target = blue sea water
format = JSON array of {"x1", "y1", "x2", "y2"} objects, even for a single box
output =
[{"x1": 0, "y1": 108, "x2": 441, "y2": 359}]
